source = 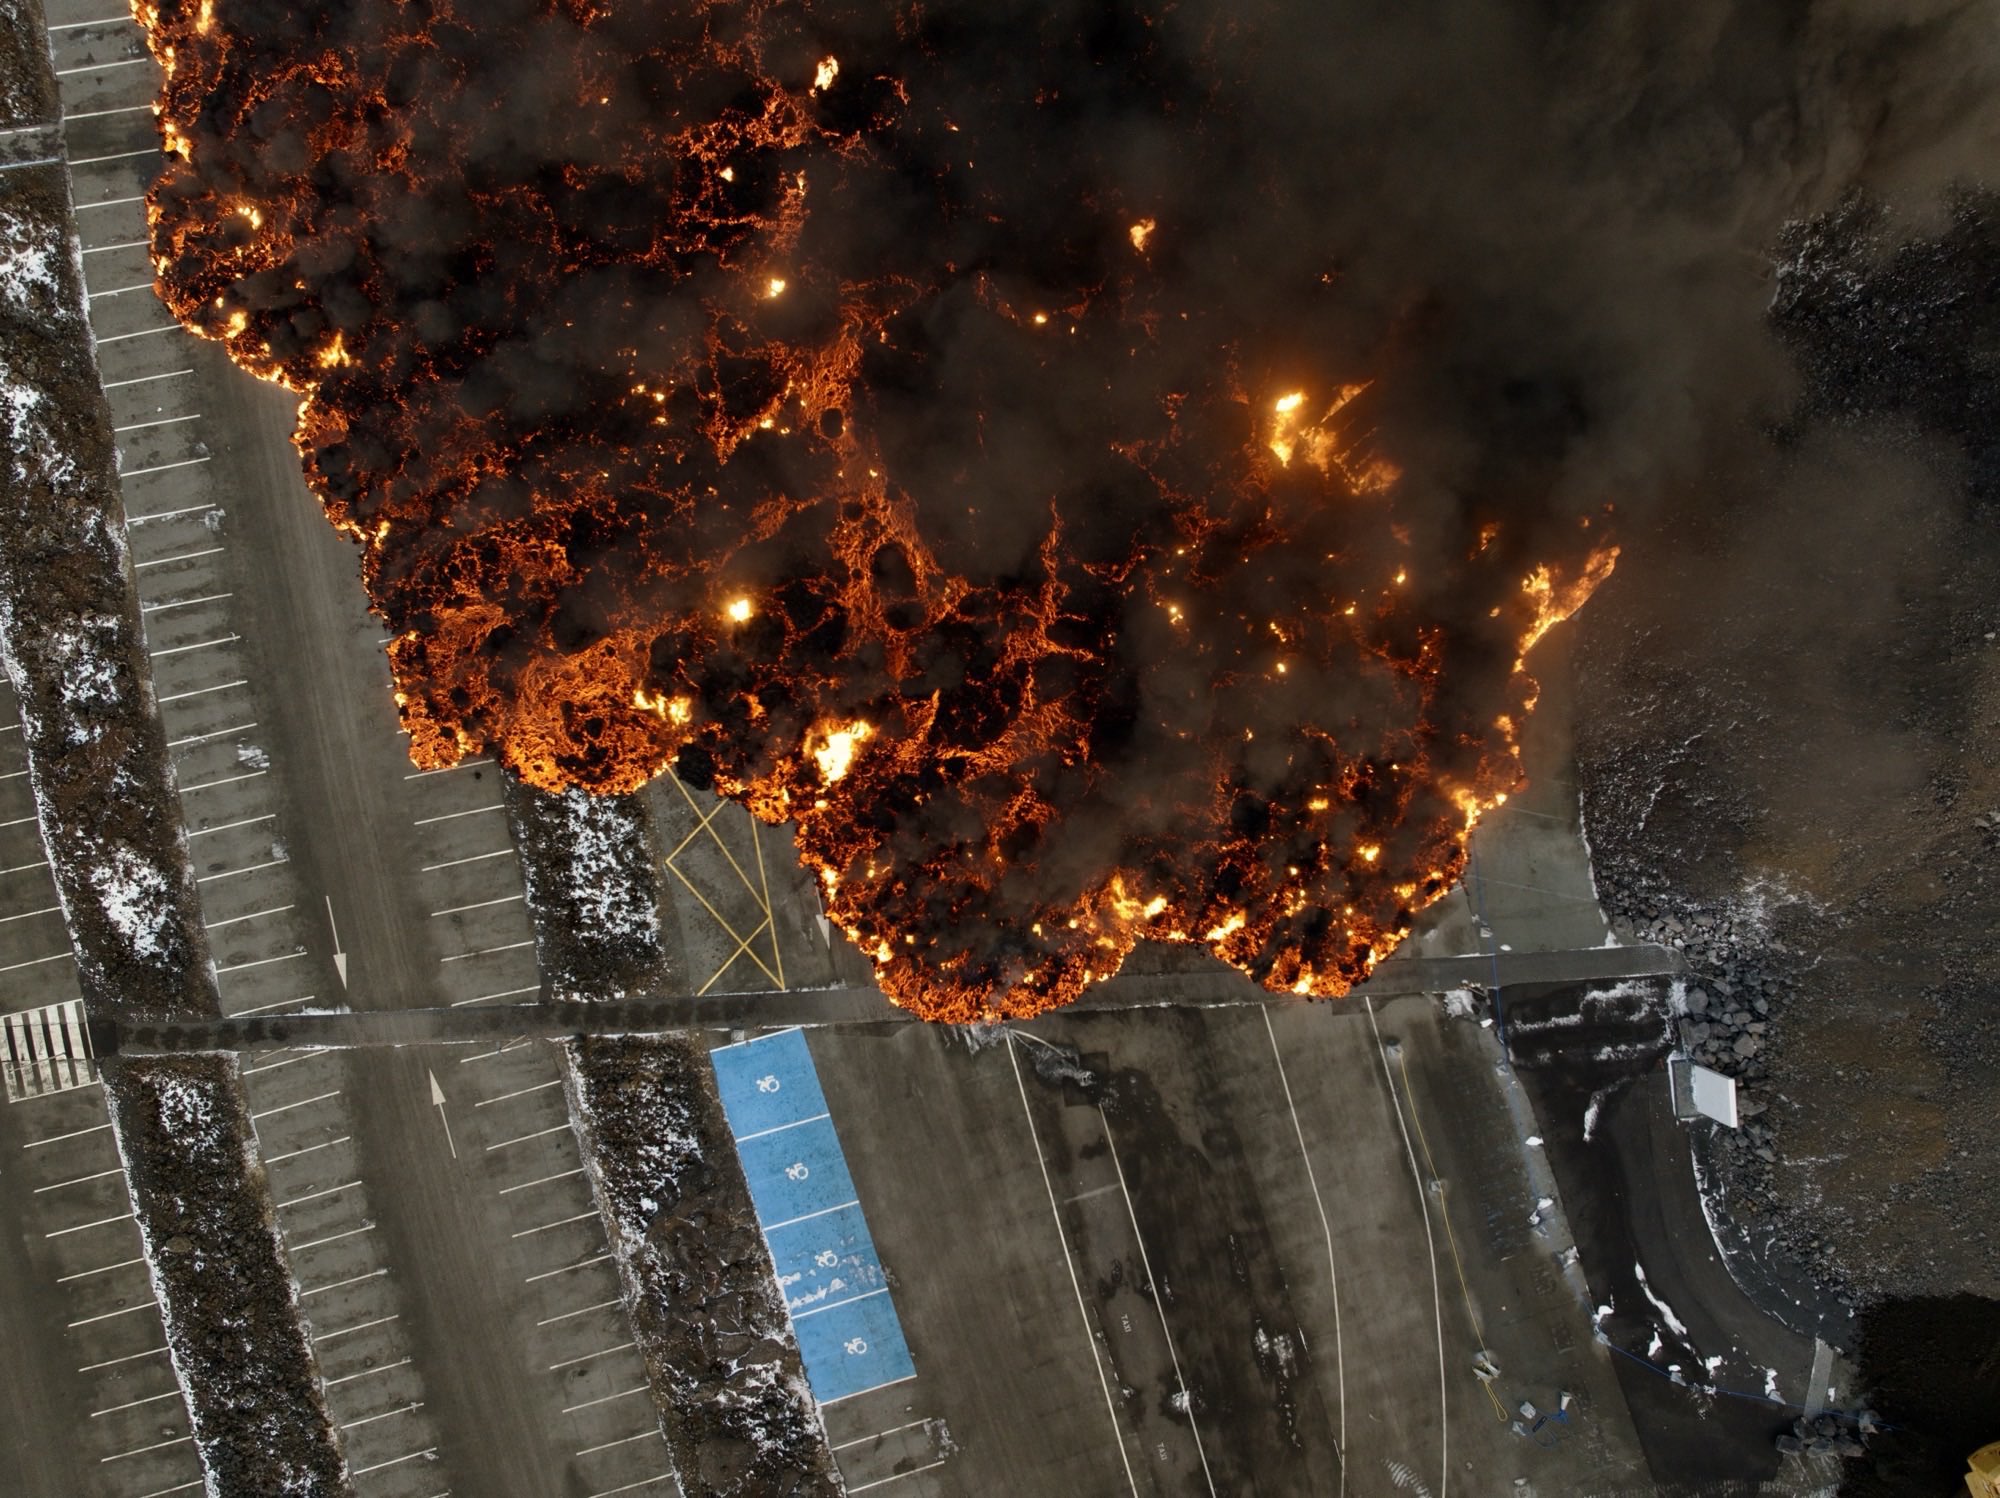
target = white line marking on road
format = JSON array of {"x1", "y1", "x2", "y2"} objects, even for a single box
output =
[
  {"x1": 451, "y1": 984, "x2": 540, "y2": 1007},
  {"x1": 574, "y1": 1430, "x2": 660, "y2": 1458},
  {"x1": 526, "y1": 1252, "x2": 612, "y2": 1283},
  {"x1": 289, "y1": 1223, "x2": 375, "y2": 1253},
  {"x1": 0, "y1": 949, "x2": 73, "y2": 974},
  {"x1": 45, "y1": 1208, "x2": 132, "y2": 1238},
  {"x1": 34, "y1": 1164, "x2": 124, "y2": 1193},
  {"x1": 735, "y1": 1111, "x2": 829, "y2": 1144},
  {"x1": 72, "y1": 147, "x2": 157, "y2": 166},
  {"x1": 561, "y1": 1384, "x2": 647, "y2": 1415},
  {"x1": 198, "y1": 857, "x2": 288, "y2": 885},
  {"x1": 537, "y1": 1297, "x2": 622, "y2": 1327},
  {"x1": 179, "y1": 767, "x2": 264, "y2": 792},
  {"x1": 149, "y1": 633, "x2": 238, "y2": 659},
  {"x1": 159, "y1": 678, "x2": 246, "y2": 706},
  {"x1": 404, "y1": 758, "x2": 493, "y2": 779},
  {"x1": 213, "y1": 950, "x2": 304, "y2": 975},
  {"x1": 1263, "y1": 1008, "x2": 1345, "y2": 1494},
  {"x1": 351, "y1": 1446, "x2": 436, "y2": 1476},
  {"x1": 169, "y1": 720, "x2": 256, "y2": 747},
  {"x1": 242, "y1": 1052, "x2": 308, "y2": 1075},
  {"x1": 94, "y1": 318, "x2": 178, "y2": 339},
  {"x1": 276, "y1": 1181, "x2": 358, "y2": 1209},
  {"x1": 848, "y1": 1462, "x2": 948, "y2": 1494},
  {"x1": 0, "y1": 901, "x2": 61, "y2": 923},
  {"x1": 67, "y1": 1300, "x2": 154, "y2": 1328},
  {"x1": 230, "y1": 994, "x2": 318, "y2": 1016},
  {"x1": 54, "y1": 54, "x2": 148, "y2": 75},
  {"x1": 441, "y1": 938, "x2": 535, "y2": 964},
  {"x1": 101, "y1": 367, "x2": 189, "y2": 388},
  {"x1": 429, "y1": 892, "x2": 523, "y2": 918},
  {"x1": 127, "y1": 501, "x2": 214, "y2": 525},
  {"x1": 78, "y1": 1344, "x2": 166, "y2": 1372},
  {"x1": 91, "y1": 1387, "x2": 182, "y2": 1418},
  {"x1": 315, "y1": 1313, "x2": 398, "y2": 1343},
  {"x1": 412, "y1": 802, "x2": 503, "y2": 826},
  {"x1": 501, "y1": 1166, "x2": 585, "y2": 1196},
  {"x1": 832, "y1": 1418, "x2": 933, "y2": 1452},
  {"x1": 82, "y1": 237, "x2": 150, "y2": 256},
  {"x1": 459, "y1": 1037, "x2": 531, "y2": 1059},
  {"x1": 100, "y1": 1432, "x2": 192, "y2": 1464},
  {"x1": 419, "y1": 847, "x2": 514, "y2": 872},
  {"x1": 707, "y1": 1024, "x2": 804, "y2": 1054},
  {"x1": 340, "y1": 1400, "x2": 422, "y2": 1431},
  {"x1": 1006, "y1": 1032, "x2": 1140, "y2": 1498},
  {"x1": 57, "y1": 1258, "x2": 142, "y2": 1286},
  {"x1": 514, "y1": 1210, "x2": 596, "y2": 1239},
  {"x1": 1367, "y1": 997, "x2": 1448, "y2": 1498},
  {"x1": 475, "y1": 1078, "x2": 561, "y2": 1108},
  {"x1": 142, "y1": 590, "x2": 230, "y2": 613},
  {"x1": 548, "y1": 1340, "x2": 635, "y2": 1371},
  {"x1": 204, "y1": 902, "x2": 291, "y2": 931},
  {"x1": 323, "y1": 1357, "x2": 410, "y2": 1389},
  {"x1": 794, "y1": 1286, "x2": 889, "y2": 1320},
  {"x1": 121, "y1": 456, "x2": 210, "y2": 478},
  {"x1": 267, "y1": 1136, "x2": 351, "y2": 1166},
  {"x1": 761, "y1": 1199, "x2": 858, "y2": 1234},
  {"x1": 486, "y1": 1122, "x2": 568, "y2": 1151},
  {"x1": 113, "y1": 410, "x2": 200, "y2": 432},
  {"x1": 820, "y1": 1372, "x2": 919, "y2": 1408},
  {"x1": 188, "y1": 811, "x2": 273, "y2": 838},
  {"x1": 302, "y1": 1268, "x2": 387, "y2": 1299},
  {"x1": 48, "y1": 14, "x2": 137, "y2": 29},
  {"x1": 137, "y1": 544, "x2": 223, "y2": 568},
  {"x1": 26, "y1": 1120, "x2": 112, "y2": 1148},
  {"x1": 0, "y1": 856, "x2": 48, "y2": 874},
  {"x1": 135, "y1": 1481, "x2": 203, "y2": 1498}
]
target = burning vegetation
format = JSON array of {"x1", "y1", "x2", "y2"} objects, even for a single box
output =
[{"x1": 135, "y1": 0, "x2": 1613, "y2": 1020}]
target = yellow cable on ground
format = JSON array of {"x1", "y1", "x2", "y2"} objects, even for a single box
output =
[{"x1": 1396, "y1": 1047, "x2": 1509, "y2": 1424}]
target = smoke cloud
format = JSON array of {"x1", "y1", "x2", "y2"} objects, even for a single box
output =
[{"x1": 137, "y1": 0, "x2": 2000, "y2": 1018}]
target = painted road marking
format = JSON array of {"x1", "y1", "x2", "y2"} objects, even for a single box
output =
[{"x1": 710, "y1": 1029, "x2": 914, "y2": 1404}]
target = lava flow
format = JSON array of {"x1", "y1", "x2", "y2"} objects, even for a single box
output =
[{"x1": 135, "y1": 0, "x2": 1615, "y2": 1021}]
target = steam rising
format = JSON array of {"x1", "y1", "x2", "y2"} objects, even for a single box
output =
[{"x1": 135, "y1": 0, "x2": 1999, "y2": 1019}]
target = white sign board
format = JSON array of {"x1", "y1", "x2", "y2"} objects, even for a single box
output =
[{"x1": 1687, "y1": 1062, "x2": 1739, "y2": 1128}]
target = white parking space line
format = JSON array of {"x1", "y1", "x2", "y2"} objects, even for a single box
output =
[
  {"x1": 514, "y1": 1210, "x2": 597, "y2": 1239},
  {"x1": 149, "y1": 634, "x2": 239, "y2": 659},
  {"x1": 169, "y1": 720, "x2": 257, "y2": 747},
  {"x1": 91, "y1": 1388, "x2": 183, "y2": 1419},
  {"x1": 420, "y1": 847, "x2": 514, "y2": 872},
  {"x1": 502, "y1": 1166, "x2": 583, "y2": 1196},
  {"x1": 160, "y1": 679, "x2": 247, "y2": 706},
  {"x1": 736, "y1": 1111, "x2": 830, "y2": 1143},
  {"x1": 404, "y1": 758, "x2": 493, "y2": 779},
  {"x1": 561, "y1": 1385, "x2": 647, "y2": 1416},
  {"x1": 412, "y1": 802, "x2": 504, "y2": 825},
  {"x1": 324, "y1": 1357, "x2": 410, "y2": 1389},
  {"x1": 95, "y1": 320, "x2": 180, "y2": 341},
  {"x1": 33, "y1": 1163, "x2": 124, "y2": 1192},
  {"x1": 72, "y1": 148, "x2": 157, "y2": 168},
  {"x1": 198, "y1": 856, "x2": 288, "y2": 885},
  {"x1": 137, "y1": 546, "x2": 224, "y2": 568},
  {"x1": 0, "y1": 856, "x2": 48, "y2": 874},
  {"x1": 101, "y1": 1433, "x2": 192, "y2": 1464},
  {"x1": 475, "y1": 1079, "x2": 561, "y2": 1108},
  {"x1": 129, "y1": 502, "x2": 216, "y2": 524},
  {"x1": 230, "y1": 994, "x2": 316, "y2": 1015},
  {"x1": 267, "y1": 1135, "x2": 351, "y2": 1165},
  {"x1": 301, "y1": 1268, "x2": 386, "y2": 1299},
  {"x1": 761, "y1": 1200, "x2": 858, "y2": 1234},
  {"x1": 832, "y1": 1419, "x2": 932, "y2": 1452},
  {"x1": 73, "y1": 188, "x2": 149, "y2": 206},
  {"x1": 0, "y1": 949, "x2": 73, "y2": 974},
  {"x1": 459, "y1": 1038, "x2": 532, "y2": 1061},
  {"x1": 67, "y1": 1300, "x2": 155, "y2": 1328},
  {"x1": 120, "y1": 456, "x2": 211, "y2": 479},
  {"x1": 214, "y1": 950, "x2": 304, "y2": 975},
  {"x1": 0, "y1": 901, "x2": 62, "y2": 923},
  {"x1": 24, "y1": 1119, "x2": 110, "y2": 1148},
  {"x1": 452, "y1": 984, "x2": 540, "y2": 1007},
  {"x1": 81, "y1": 237, "x2": 150, "y2": 256},
  {"x1": 54, "y1": 55, "x2": 147, "y2": 75},
  {"x1": 526, "y1": 1253, "x2": 611, "y2": 1283},
  {"x1": 442, "y1": 939, "x2": 535, "y2": 964},
  {"x1": 537, "y1": 1297, "x2": 621, "y2": 1327},
  {"x1": 58, "y1": 1255, "x2": 144, "y2": 1283},
  {"x1": 136, "y1": 1482, "x2": 202, "y2": 1498},
  {"x1": 315, "y1": 1312, "x2": 399, "y2": 1343},
  {"x1": 46, "y1": 1208, "x2": 133, "y2": 1238},
  {"x1": 340, "y1": 1400, "x2": 422, "y2": 1431},
  {"x1": 548, "y1": 1340, "x2": 634, "y2": 1371},
  {"x1": 430, "y1": 892, "x2": 523, "y2": 918},
  {"x1": 275, "y1": 1181, "x2": 359, "y2": 1208},
  {"x1": 188, "y1": 812, "x2": 273, "y2": 838},
  {"x1": 79, "y1": 1344, "x2": 167, "y2": 1373},
  {"x1": 487, "y1": 1123, "x2": 568, "y2": 1151},
  {"x1": 575, "y1": 1431, "x2": 661, "y2": 1458},
  {"x1": 47, "y1": 14, "x2": 138, "y2": 29},
  {"x1": 250, "y1": 1089, "x2": 340, "y2": 1121},
  {"x1": 204, "y1": 903, "x2": 292, "y2": 931},
  {"x1": 848, "y1": 1461, "x2": 948, "y2": 1494},
  {"x1": 290, "y1": 1223, "x2": 375, "y2": 1254},
  {"x1": 143, "y1": 590, "x2": 232, "y2": 614},
  {"x1": 101, "y1": 368, "x2": 190, "y2": 388}
]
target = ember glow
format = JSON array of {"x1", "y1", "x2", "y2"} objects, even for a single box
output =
[{"x1": 136, "y1": 0, "x2": 1616, "y2": 1021}]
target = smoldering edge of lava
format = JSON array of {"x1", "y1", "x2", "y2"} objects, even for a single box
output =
[{"x1": 140, "y1": 0, "x2": 2000, "y2": 1015}]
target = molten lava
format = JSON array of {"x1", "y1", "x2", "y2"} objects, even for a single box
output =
[{"x1": 135, "y1": 0, "x2": 1615, "y2": 1021}]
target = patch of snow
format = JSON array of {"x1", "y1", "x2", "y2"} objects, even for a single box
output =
[
  {"x1": 88, "y1": 842, "x2": 174, "y2": 961},
  {"x1": 1634, "y1": 1259, "x2": 1691, "y2": 1338},
  {"x1": 1764, "y1": 1366, "x2": 1781, "y2": 1400},
  {"x1": 1441, "y1": 988, "x2": 1480, "y2": 1019},
  {"x1": 1647, "y1": 1329, "x2": 1664, "y2": 1357}
]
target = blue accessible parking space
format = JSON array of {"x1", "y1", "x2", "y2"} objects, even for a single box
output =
[{"x1": 708, "y1": 1029, "x2": 917, "y2": 1405}]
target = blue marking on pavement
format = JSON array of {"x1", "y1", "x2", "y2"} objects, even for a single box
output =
[{"x1": 710, "y1": 1029, "x2": 915, "y2": 1403}]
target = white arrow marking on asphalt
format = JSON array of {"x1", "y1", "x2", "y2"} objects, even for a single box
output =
[
  {"x1": 325, "y1": 896, "x2": 348, "y2": 989},
  {"x1": 427, "y1": 1069, "x2": 456, "y2": 1159}
]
